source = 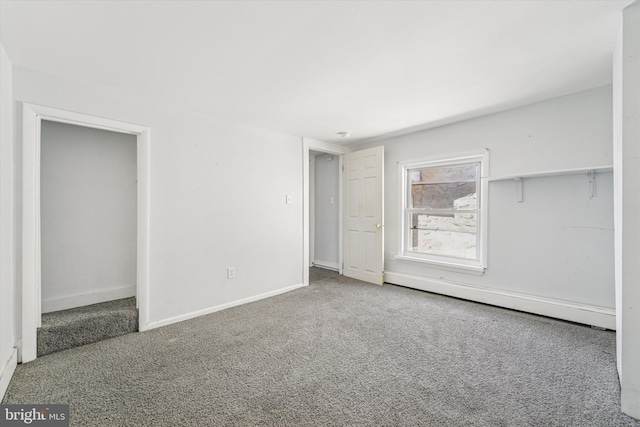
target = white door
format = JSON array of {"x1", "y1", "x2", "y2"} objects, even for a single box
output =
[{"x1": 343, "y1": 146, "x2": 384, "y2": 284}]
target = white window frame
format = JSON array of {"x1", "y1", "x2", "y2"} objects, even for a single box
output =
[{"x1": 396, "y1": 150, "x2": 489, "y2": 274}]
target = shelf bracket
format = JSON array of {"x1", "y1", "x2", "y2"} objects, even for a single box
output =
[
  {"x1": 588, "y1": 170, "x2": 597, "y2": 199},
  {"x1": 515, "y1": 177, "x2": 523, "y2": 203}
]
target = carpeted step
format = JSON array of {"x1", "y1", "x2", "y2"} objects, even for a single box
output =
[{"x1": 37, "y1": 297, "x2": 138, "y2": 357}]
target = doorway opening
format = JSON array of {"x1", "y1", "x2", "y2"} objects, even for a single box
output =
[
  {"x1": 310, "y1": 151, "x2": 341, "y2": 275},
  {"x1": 302, "y1": 139, "x2": 348, "y2": 285},
  {"x1": 303, "y1": 140, "x2": 385, "y2": 286},
  {"x1": 21, "y1": 103, "x2": 150, "y2": 362},
  {"x1": 37, "y1": 120, "x2": 138, "y2": 356}
]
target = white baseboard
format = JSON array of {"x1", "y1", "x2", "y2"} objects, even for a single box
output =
[
  {"x1": 41, "y1": 285, "x2": 136, "y2": 313},
  {"x1": 0, "y1": 348, "x2": 17, "y2": 401},
  {"x1": 147, "y1": 283, "x2": 306, "y2": 330},
  {"x1": 15, "y1": 340, "x2": 22, "y2": 364},
  {"x1": 622, "y1": 399, "x2": 640, "y2": 422},
  {"x1": 384, "y1": 271, "x2": 616, "y2": 330},
  {"x1": 312, "y1": 260, "x2": 339, "y2": 271}
]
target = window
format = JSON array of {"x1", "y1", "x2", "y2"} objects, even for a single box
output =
[{"x1": 397, "y1": 151, "x2": 487, "y2": 273}]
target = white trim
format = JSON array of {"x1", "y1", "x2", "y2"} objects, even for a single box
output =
[
  {"x1": 304, "y1": 138, "x2": 350, "y2": 155},
  {"x1": 480, "y1": 173, "x2": 489, "y2": 269},
  {"x1": 21, "y1": 103, "x2": 151, "y2": 362},
  {"x1": 397, "y1": 150, "x2": 489, "y2": 273},
  {"x1": 338, "y1": 154, "x2": 344, "y2": 276},
  {"x1": 147, "y1": 283, "x2": 306, "y2": 330},
  {"x1": 22, "y1": 105, "x2": 39, "y2": 360},
  {"x1": 0, "y1": 348, "x2": 17, "y2": 401},
  {"x1": 397, "y1": 149, "x2": 490, "y2": 178},
  {"x1": 303, "y1": 138, "x2": 349, "y2": 285},
  {"x1": 394, "y1": 255, "x2": 485, "y2": 275},
  {"x1": 303, "y1": 140, "x2": 310, "y2": 286},
  {"x1": 41, "y1": 285, "x2": 136, "y2": 313},
  {"x1": 22, "y1": 104, "x2": 145, "y2": 135},
  {"x1": 15, "y1": 340, "x2": 22, "y2": 364},
  {"x1": 312, "y1": 260, "x2": 340, "y2": 271},
  {"x1": 384, "y1": 271, "x2": 616, "y2": 329},
  {"x1": 309, "y1": 153, "x2": 315, "y2": 266},
  {"x1": 137, "y1": 128, "x2": 151, "y2": 331}
]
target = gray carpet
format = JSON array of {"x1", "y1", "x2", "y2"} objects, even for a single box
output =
[
  {"x1": 4, "y1": 268, "x2": 638, "y2": 426},
  {"x1": 309, "y1": 265, "x2": 339, "y2": 282},
  {"x1": 37, "y1": 297, "x2": 138, "y2": 356}
]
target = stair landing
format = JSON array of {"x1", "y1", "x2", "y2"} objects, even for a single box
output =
[{"x1": 37, "y1": 297, "x2": 138, "y2": 357}]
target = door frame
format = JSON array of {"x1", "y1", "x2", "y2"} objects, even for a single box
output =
[
  {"x1": 302, "y1": 138, "x2": 350, "y2": 285},
  {"x1": 21, "y1": 103, "x2": 150, "y2": 362}
]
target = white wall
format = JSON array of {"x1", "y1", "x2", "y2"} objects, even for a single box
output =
[
  {"x1": 486, "y1": 172, "x2": 613, "y2": 304},
  {"x1": 40, "y1": 121, "x2": 137, "y2": 312},
  {"x1": 355, "y1": 86, "x2": 615, "y2": 327},
  {"x1": 614, "y1": 1, "x2": 640, "y2": 419},
  {"x1": 12, "y1": 66, "x2": 304, "y2": 329},
  {"x1": 313, "y1": 153, "x2": 339, "y2": 269},
  {"x1": 0, "y1": 43, "x2": 17, "y2": 399}
]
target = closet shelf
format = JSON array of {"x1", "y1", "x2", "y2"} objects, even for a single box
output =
[{"x1": 486, "y1": 165, "x2": 612, "y2": 182}]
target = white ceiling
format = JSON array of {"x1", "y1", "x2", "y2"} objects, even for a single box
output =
[{"x1": 0, "y1": 1, "x2": 633, "y2": 144}]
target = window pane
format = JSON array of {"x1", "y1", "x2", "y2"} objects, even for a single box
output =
[
  {"x1": 410, "y1": 164, "x2": 477, "y2": 184},
  {"x1": 409, "y1": 212, "x2": 477, "y2": 259},
  {"x1": 409, "y1": 164, "x2": 477, "y2": 209}
]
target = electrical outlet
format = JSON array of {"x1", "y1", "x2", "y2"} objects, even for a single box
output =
[{"x1": 227, "y1": 267, "x2": 235, "y2": 279}]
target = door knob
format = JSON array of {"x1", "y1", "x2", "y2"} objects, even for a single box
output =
[{"x1": 376, "y1": 223, "x2": 382, "y2": 229}]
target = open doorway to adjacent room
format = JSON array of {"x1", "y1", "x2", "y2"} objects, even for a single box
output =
[
  {"x1": 21, "y1": 103, "x2": 150, "y2": 362},
  {"x1": 310, "y1": 150, "x2": 341, "y2": 275},
  {"x1": 302, "y1": 139, "x2": 348, "y2": 286},
  {"x1": 37, "y1": 120, "x2": 138, "y2": 357}
]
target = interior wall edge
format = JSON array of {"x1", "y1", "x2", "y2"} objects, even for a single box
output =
[
  {"x1": 0, "y1": 348, "x2": 17, "y2": 401},
  {"x1": 0, "y1": 42, "x2": 17, "y2": 400}
]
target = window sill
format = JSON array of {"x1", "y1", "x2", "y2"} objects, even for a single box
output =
[{"x1": 394, "y1": 254, "x2": 486, "y2": 276}]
